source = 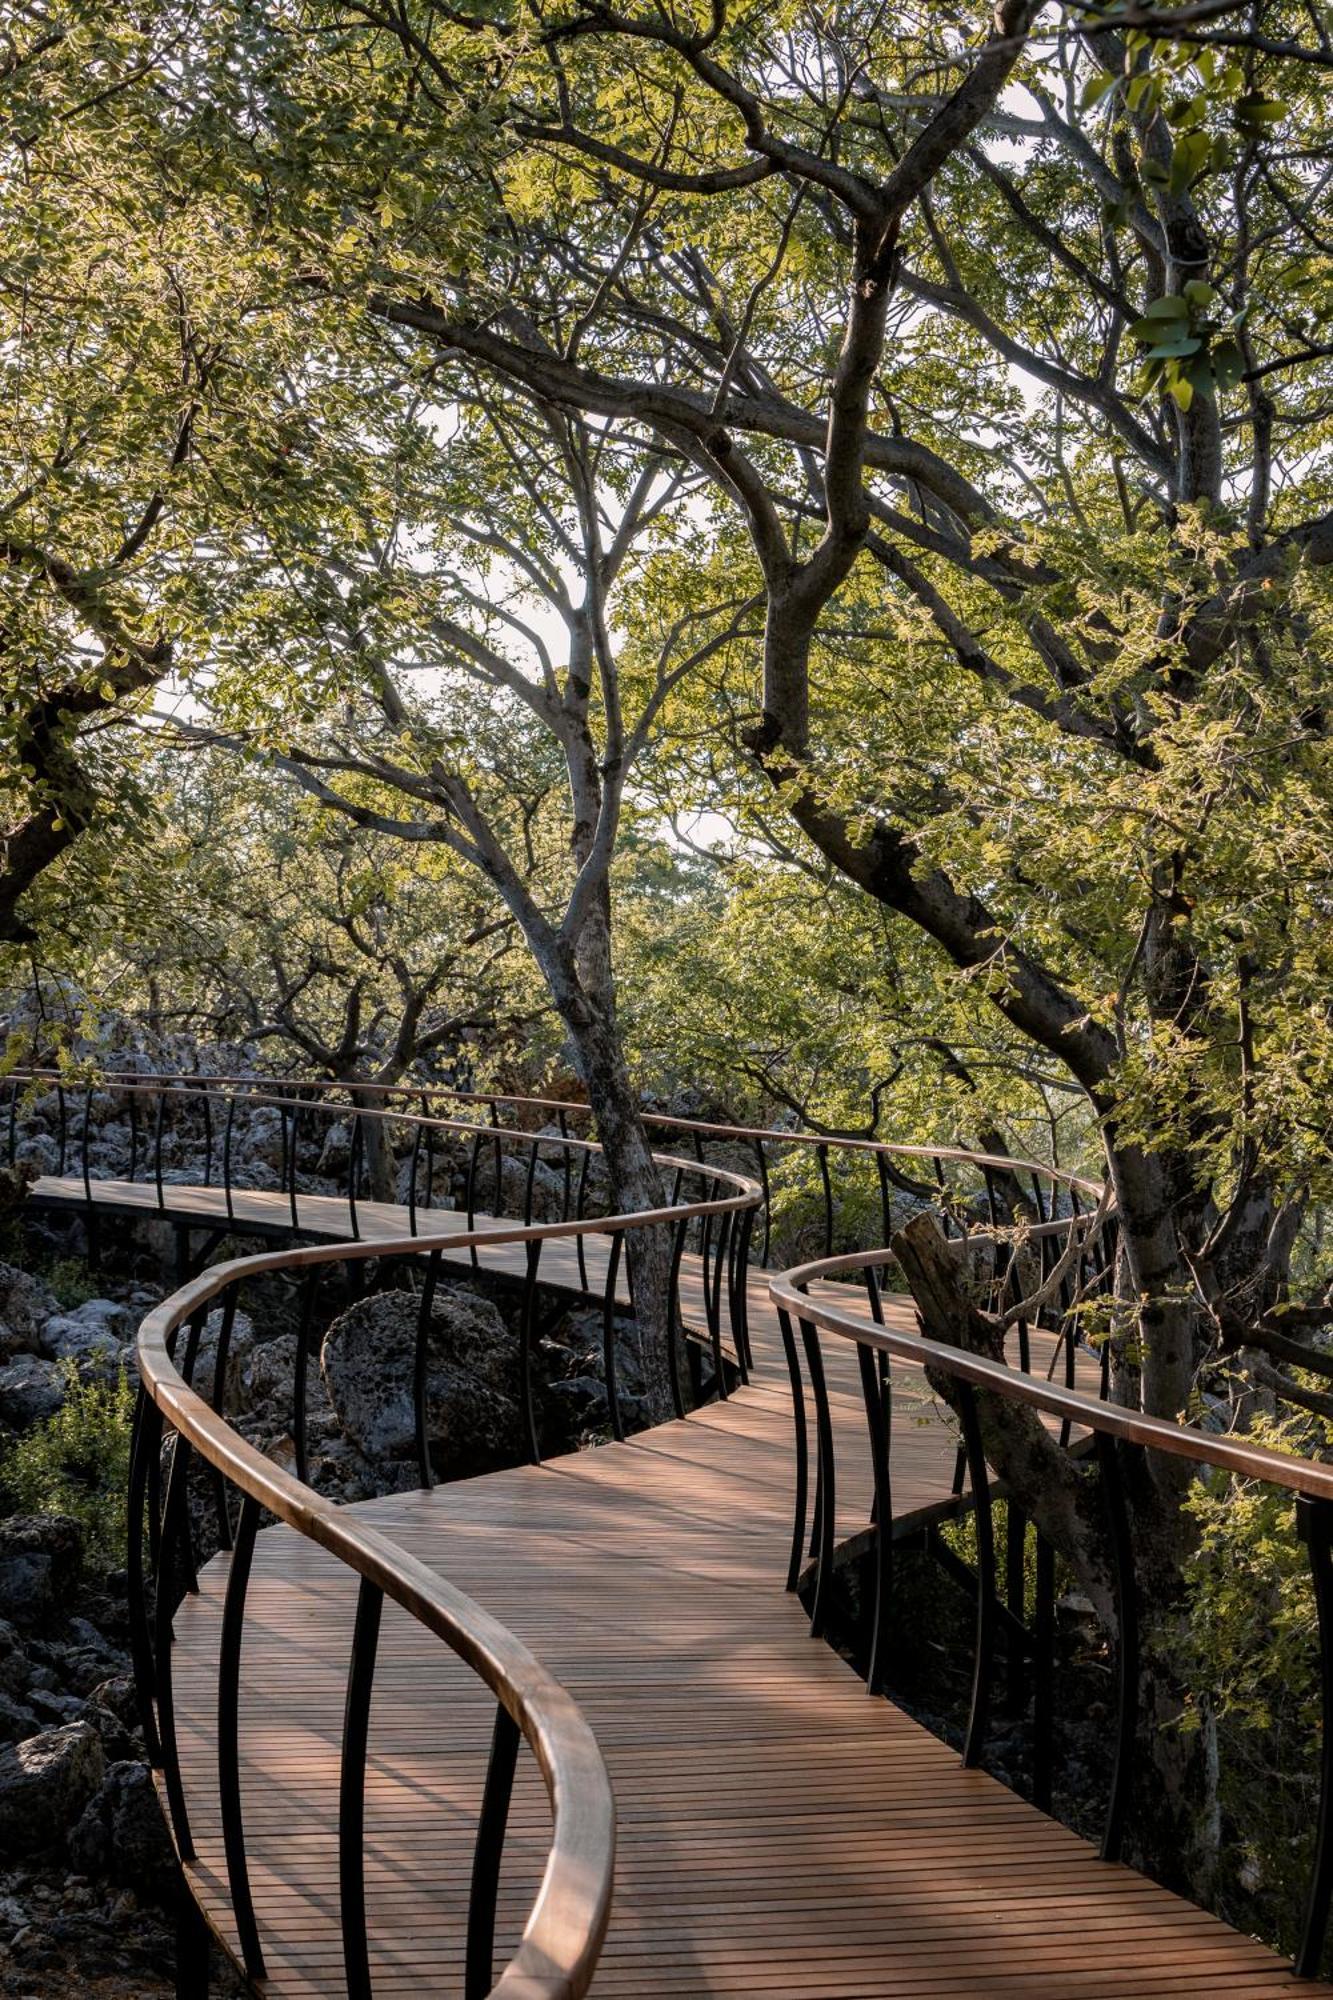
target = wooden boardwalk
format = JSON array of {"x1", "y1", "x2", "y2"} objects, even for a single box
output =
[{"x1": 39, "y1": 1176, "x2": 1322, "y2": 1995}]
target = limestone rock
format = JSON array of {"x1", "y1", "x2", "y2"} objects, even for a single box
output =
[
  {"x1": 320, "y1": 1285, "x2": 522, "y2": 1476},
  {"x1": 0, "y1": 1354, "x2": 66, "y2": 1428},
  {"x1": 0, "y1": 1722, "x2": 105, "y2": 1856}
]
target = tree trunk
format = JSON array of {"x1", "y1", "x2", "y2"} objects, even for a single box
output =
[{"x1": 893, "y1": 1212, "x2": 1220, "y2": 1889}]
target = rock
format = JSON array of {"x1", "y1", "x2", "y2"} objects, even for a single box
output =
[
  {"x1": 68, "y1": 1761, "x2": 174, "y2": 1893},
  {"x1": 0, "y1": 1354, "x2": 65, "y2": 1428},
  {"x1": 0, "y1": 1723, "x2": 105, "y2": 1856},
  {"x1": 0, "y1": 1623, "x2": 27, "y2": 1699},
  {"x1": 83, "y1": 1678, "x2": 142, "y2": 1762},
  {"x1": 0, "y1": 1519, "x2": 83, "y2": 1631},
  {"x1": 38, "y1": 1315, "x2": 121, "y2": 1377},
  {"x1": 0, "y1": 1553, "x2": 55, "y2": 1628},
  {"x1": 0, "y1": 1693, "x2": 39, "y2": 1746},
  {"x1": 0, "y1": 1264, "x2": 58, "y2": 1360},
  {"x1": 185, "y1": 1307, "x2": 257, "y2": 1415},
  {"x1": 320, "y1": 1285, "x2": 523, "y2": 1475},
  {"x1": 39, "y1": 1298, "x2": 135, "y2": 1380}
]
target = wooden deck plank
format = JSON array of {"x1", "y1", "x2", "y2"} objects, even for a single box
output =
[{"x1": 37, "y1": 1175, "x2": 1320, "y2": 1995}]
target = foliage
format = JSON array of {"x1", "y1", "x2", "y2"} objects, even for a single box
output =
[
  {"x1": 0, "y1": 1364, "x2": 136, "y2": 1569},
  {"x1": 1183, "y1": 1424, "x2": 1329, "y2": 1951}
]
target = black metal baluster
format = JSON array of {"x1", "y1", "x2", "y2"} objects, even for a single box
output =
[
  {"x1": 286, "y1": 1101, "x2": 300, "y2": 1231},
  {"x1": 407, "y1": 1112, "x2": 423, "y2": 1238},
  {"x1": 126, "y1": 1388, "x2": 163, "y2": 1765},
  {"x1": 1032, "y1": 1530, "x2": 1055, "y2": 1815},
  {"x1": 522, "y1": 1138, "x2": 539, "y2": 1225},
  {"x1": 347, "y1": 1112, "x2": 362, "y2": 1241},
  {"x1": 464, "y1": 1703, "x2": 522, "y2": 2000},
  {"x1": 278, "y1": 1102, "x2": 290, "y2": 1207},
  {"x1": 422, "y1": 1101, "x2": 435, "y2": 1217},
  {"x1": 666, "y1": 1213, "x2": 689, "y2": 1419},
  {"x1": 519, "y1": 1237, "x2": 542, "y2": 1465},
  {"x1": 466, "y1": 1127, "x2": 484, "y2": 1271},
  {"x1": 217, "y1": 1493, "x2": 265, "y2": 1980},
  {"x1": 128, "y1": 1084, "x2": 140, "y2": 1184},
  {"x1": 857, "y1": 1333, "x2": 893, "y2": 1696},
  {"x1": 154, "y1": 1424, "x2": 196, "y2": 1860},
  {"x1": 339, "y1": 1579, "x2": 383, "y2": 2000},
  {"x1": 5, "y1": 1078, "x2": 16, "y2": 1164},
  {"x1": 600, "y1": 1230, "x2": 626, "y2": 1442},
  {"x1": 957, "y1": 1382, "x2": 997, "y2": 1769},
  {"x1": 1297, "y1": 1494, "x2": 1333, "y2": 1976},
  {"x1": 292, "y1": 1271, "x2": 319, "y2": 1488},
  {"x1": 753, "y1": 1140, "x2": 772, "y2": 1268},
  {"x1": 490, "y1": 1100, "x2": 503, "y2": 1219},
  {"x1": 222, "y1": 1091, "x2": 235, "y2": 1223},
  {"x1": 153, "y1": 1088, "x2": 166, "y2": 1212},
  {"x1": 56, "y1": 1081, "x2": 67, "y2": 1176},
  {"x1": 798, "y1": 1311, "x2": 836, "y2": 1638},
  {"x1": 775, "y1": 1307, "x2": 810, "y2": 1592},
  {"x1": 816, "y1": 1142, "x2": 833, "y2": 1257},
  {"x1": 729, "y1": 1205, "x2": 754, "y2": 1378},
  {"x1": 1096, "y1": 1430, "x2": 1139, "y2": 1862},
  {"x1": 80, "y1": 1084, "x2": 93, "y2": 1205},
  {"x1": 208, "y1": 1289, "x2": 239, "y2": 1552},
  {"x1": 876, "y1": 1151, "x2": 893, "y2": 1254},
  {"x1": 1006, "y1": 1505, "x2": 1028, "y2": 1711},
  {"x1": 574, "y1": 1148, "x2": 592, "y2": 1292},
  {"x1": 201, "y1": 1089, "x2": 213, "y2": 1188},
  {"x1": 410, "y1": 1248, "x2": 443, "y2": 1491},
  {"x1": 558, "y1": 1109, "x2": 573, "y2": 1222}
]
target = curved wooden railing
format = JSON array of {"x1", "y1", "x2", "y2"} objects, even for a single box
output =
[
  {"x1": 770, "y1": 1242, "x2": 1333, "y2": 1981},
  {"x1": 5, "y1": 1069, "x2": 764, "y2": 1995}
]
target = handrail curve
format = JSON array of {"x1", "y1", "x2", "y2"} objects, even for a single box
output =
[
  {"x1": 771, "y1": 1241, "x2": 1333, "y2": 1978},
  {"x1": 127, "y1": 1129, "x2": 759, "y2": 1998}
]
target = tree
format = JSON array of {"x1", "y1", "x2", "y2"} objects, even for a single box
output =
[
  {"x1": 175, "y1": 379, "x2": 753, "y2": 1411},
  {"x1": 174, "y1": 0, "x2": 1333, "y2": 1861},
  {"x1": 0, "y1": 5, "x2": 377, "y2": 945}
]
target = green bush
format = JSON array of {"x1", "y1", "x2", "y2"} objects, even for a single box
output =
[
  {"x1": 42, "y1": 1255, "x2": 105, "y2": 1311},
  {"x1": 1183, "y1": 1419, "x2": 1324, "y2": 1956},
  {"x1": 0, "y1": 1363, "x2": 136, "y2": 1569}
]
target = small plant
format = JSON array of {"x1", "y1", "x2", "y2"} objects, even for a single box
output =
[
  {"x1": 0, "y1": 1363, "x2": 136, "y2": 1569},
  {"x1": 42, "y1": 1254, "x2": 104, "y2": 1311}
]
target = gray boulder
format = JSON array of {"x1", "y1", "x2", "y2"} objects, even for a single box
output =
[
  {"x1": 0, "y1": 1354, "x2": 66, "y2": 1427},
  {"x1": 0, "y1": 1721, "x2": 105, "y2": 1856},
  {"x1": 68, "y1": 1760, "x2": 174, "y2": 1891},
  {"x1": 40, "y1": 1301, "x2": 126, "y2": 1377},
  {"x1": 183, "y1": 1305, "x2": 257, "y2": 1414},
  {"x1": 320, "y1": 1285, "x2": 522, "y2": 1476},
  {"x1": 0, "y1": 1263, "x2": 61, "y2": 1361}
]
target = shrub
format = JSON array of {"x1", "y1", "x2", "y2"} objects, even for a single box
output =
[{"x1": 0, "y1": 1363, "x2": 136, "y2": 1569}]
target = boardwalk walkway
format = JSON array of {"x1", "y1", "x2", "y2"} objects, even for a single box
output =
[{"x1": 37, "y1": 1176, "x2": 1321, "y2": 1996}]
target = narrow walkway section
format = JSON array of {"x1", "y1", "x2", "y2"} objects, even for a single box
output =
[{"x1": 46, "y1": 1178, "x2": 1320, "y2": 1995}]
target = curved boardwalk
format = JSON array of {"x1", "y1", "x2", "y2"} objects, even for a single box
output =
[{"x1": 38, "y1": 1177, "x2": 1322, "y2": 1996}]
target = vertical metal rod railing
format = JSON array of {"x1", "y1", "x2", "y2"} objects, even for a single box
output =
[
  {"x1": 1297, "y1": 1493, "x2": 1333, "y2": 1977},
  {"x1": 956, "y1": 1382, "x2": 997, "y2": 1769},
  {"x1": 292, "y1": 1271, "x2": 319, "y2": 1488},
  {"x1": 1095, "y1": 1431, "x2": 1138, "y2": 1863},
  {"x1": 518, "y1": 1236, "x2": 543, "y2": 1465},
  {"x1": 339, "y1": 1578, "x2": 383, "y2": 2000},
  {"x1": 602, "y1": 1230, "x2": 625, "y2": 1443},
  {"x1": 217, "y1": 1491, "x2": 266, "y2": 1981},
  {"x1": 464, "y1": 1704, "x2": 522, "y2": 2000},
  {"x1": 414, "y1": 1248, "x2": 442, "y2": 1492}
]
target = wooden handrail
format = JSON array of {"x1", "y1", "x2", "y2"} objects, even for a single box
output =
[
  {"x1": 6, "y1": 1066, "x2": 1103, "y2": 1200},
  {"x1": 139, "y1": 1172, "x2": 761, "y2": 1997},
  {"x1": 772, "y1": 1245, "x2": 1333, "y2": 1503}
]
